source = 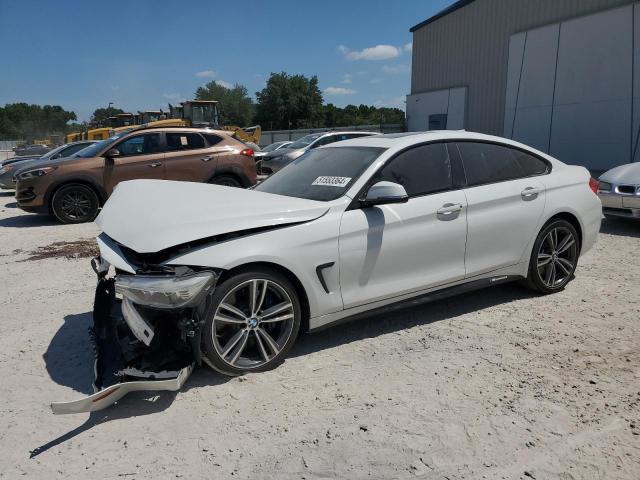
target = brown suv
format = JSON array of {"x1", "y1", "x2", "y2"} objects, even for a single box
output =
[{"x1": 15, "y1": 126, "x2": 257, "y2": 223}]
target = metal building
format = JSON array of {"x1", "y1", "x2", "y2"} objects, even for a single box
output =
[{"x1": 407, "y1": 0, "x2": 639, "y2": 171}]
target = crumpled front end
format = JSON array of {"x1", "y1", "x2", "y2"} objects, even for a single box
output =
[{"x1": 51, "y1": 249, "x2": 218, "y2": 414}]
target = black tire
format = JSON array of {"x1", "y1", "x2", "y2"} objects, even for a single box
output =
[
  {"x1": 51, "y1": 183, "x2": 100, "y2": 224},
  {"x1": 209, "y1": 175, "x2": 242, "y2": 188},
  {"x1": 524, "y1": 219, "x2": 580, "y2": 294},
  {"x1": 202, "y1": 267, "x2": 302, "y2": 376}
]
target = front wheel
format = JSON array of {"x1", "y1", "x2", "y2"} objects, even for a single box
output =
[
  {"x1": 209, "y1": 175, "x2": 242, "y2": 188},
  {"x1": 51, "y1": 184, "x2": 100, "y2": 224},
  {"x1": 202, "y1": 268, "x2": 301, "y2": 376},
  {"x1": 524, "y1": 219, "x2": 579, "y2": 294}
]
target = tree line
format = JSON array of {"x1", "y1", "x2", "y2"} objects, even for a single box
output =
[
  {"x1": 196, "y1": 72, "x2": 405, "y2": 130},
  {"x1": 0, "y1": 72, "x2": 405, "y2": 141},
  {"x1": 0, "y1": 103, "x2": 76, "y2": 141}
]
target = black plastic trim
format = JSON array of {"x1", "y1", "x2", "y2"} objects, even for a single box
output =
[
  {"x1": 315, "y1": 262, "x2": 335, "y2": 293},
  {"x1": 312, "y1": 274, "x2": 522, "y2": 332}
]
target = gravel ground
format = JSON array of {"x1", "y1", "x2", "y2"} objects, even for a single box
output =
[{"x1": 0, "y1": 191, "x2": 638, "y2": 480}]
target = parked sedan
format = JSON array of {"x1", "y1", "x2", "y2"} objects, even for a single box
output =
[
  {"x1": 12, "y1": 144, "x2": 50, "y2": 157},
  {"x1": 597, "y1": 162, "x2": 640, "y2": 219},
  {"x1": 52, "y1": 130, "x2": 601, "y2": 414},
  {"x1": 253, "y1": 141, "x2": 292, "y2": 161},
  {"x1": 259, "y1": 131, "x2": 378, "y2": 175},
  {"x1": 0, "y1": 141, "x2": 96, "y2": 189}
]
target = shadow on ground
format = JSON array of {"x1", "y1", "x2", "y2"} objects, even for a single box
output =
[
  {"x1": 0, "y1": 213, "x2": 58, "y2": 228},
  {"x1": 33, "y1": 282, "x2": 534, "y2": 458},
  {"x1": 600, "y1": 217, "x2": 640, "y2": 238}
]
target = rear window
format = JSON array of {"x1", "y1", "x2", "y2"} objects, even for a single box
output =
[
  {"x1": 166, "y1": 132, "x2": 205, "y2": 151},
  {"x1": 255, "y1": 147, "x2": 385, "y2": 201}
]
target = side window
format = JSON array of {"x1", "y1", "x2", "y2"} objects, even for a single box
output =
[
  {"x1": 314, "y1": 135, "x2": 336, "y2": 147},
  {"x1": 374, "y1": 143, "x2": 452, "y2": 197},
  {"x1": 116, "y1": 134, "x2": 161, "y2": 156},
  {"x1": 457, "y1": 142, "x2": 526, "y2": 186},
  {"x1": 512, "y1": 149, "x2": 549, "y2": 176},
  {"x1": 203, "y1": 134, "x2": 224, "y2": 147},
  {"x1": 61, "y1": 143, "x2": 90, "y2": 157},
  {"x1": 166, "y1": 132, "x2": 206, "y2": 151}
]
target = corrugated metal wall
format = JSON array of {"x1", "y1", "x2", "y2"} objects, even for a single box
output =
[{"x1": 411, "y1": 0, "x2": 636, "y2": 135}]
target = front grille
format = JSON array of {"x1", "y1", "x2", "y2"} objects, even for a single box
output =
[
  {"x1": 617, "y1": 185, "x2": 637, "y2": 194},
  {"x1": 603, "y1": 207, "x2": 633, "y2": 217}
]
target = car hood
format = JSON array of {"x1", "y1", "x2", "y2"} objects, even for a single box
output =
[
  {"x1": 10, "y1": 158, "x2": 49, "y2": 176},
  {"x1": 96, "y1": 179, "x2": 330, "y2": 253},
  {"x1": 2, "y1": 154, "x2": 42, "y2": 166},
  {"x1": 599, "y1": 162, "x2": 640, "y2": 184}
]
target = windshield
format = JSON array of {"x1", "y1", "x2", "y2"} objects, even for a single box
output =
[
  {"x1": 39, "y1": 144, "x2": 68, "y2": 159},
  {"x1": 73, "y1": 133, "x2": 125, "y2": 158},
  {"x1": 288, "y1": 134, "x2": 322, "y2": 150},
  {"x1": 255, "y1": 146, "x2": 385, "y2": 201}
]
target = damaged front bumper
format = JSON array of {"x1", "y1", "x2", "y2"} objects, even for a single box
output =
[{"x1": 51, "y1": 258, "x2": 218, "y2": 414}]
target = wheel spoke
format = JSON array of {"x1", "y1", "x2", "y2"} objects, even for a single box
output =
[
  {"x1": 260, "y1": 313, "x2": 294, "y2": 324},
  {"x1": 214, "y1": 313, "x2": 245, "y2": 324},
  {"x1": 537, "y1": 253, "x2": 552, "y2": 267},
  {"x1": 254, "y1": 330, "x2": 270, "y2": 362},
  {"x1": 255, "y1": 280, "x2": 268, "y2": 315},
  {"x1": 557, "y1": 257, "x2": 574, "y2": 274},
  {"x1": 219, "y1": 302, "x2": 247, "y2": 320},
  {"x1": 260, "y1": 301, "x2": 292, "y2": 319},
  {"x1": 229, "y1": 331, "x2": 249, "y2": 365},
  {"x1": 557, "y1": 236, "x2": 575, "y2": 254},
  {"x1": 257, "y1": 327, "x2": 280, "y2": 355},
  {"x1": 221, "y1": 329, "x2": 246, "y2": 358},
  {"x1": 544, "y1": 262, "x2": 556, "y2": 286}
]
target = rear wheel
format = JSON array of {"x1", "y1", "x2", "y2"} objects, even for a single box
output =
[
  {"x1": 51, "y1": 184, "x2": 100, "y2": 224},
  {"x1": 210, "y1": 175, "x2": 241, "y2": 188},
  {"x1": 524, "y1": 219, "x2": 579, "y2": 293},
  {"x1": 202, "y1": 268, "x2": 301, "y2": 376}
]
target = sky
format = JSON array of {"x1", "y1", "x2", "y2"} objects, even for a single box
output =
[{"x1": 0, "y1": 0, "x2": 455, "y2": 122}]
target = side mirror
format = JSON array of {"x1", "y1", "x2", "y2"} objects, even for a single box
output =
[
  {"x1": 360, "y1": 181, "x2": 409, "y2": 207},
  {"x1": 104, "y1": 148, "x2": 120, "y2": 159}
]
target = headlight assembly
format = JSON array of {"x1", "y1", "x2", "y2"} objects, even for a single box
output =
[
  {"x1": 115, "y1": 271, "x2": 217, "y2": 309},
  {"x1": 17, "y1": 166, "x2": 56, "y2": 180}
]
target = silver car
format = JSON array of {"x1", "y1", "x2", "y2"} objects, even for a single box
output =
[
  {"x1": 258, "y1": 131, "x2": 379, "y2": 176},
  {"x1": 597, "y1": 162, "x2": 640, "y2": 219}
]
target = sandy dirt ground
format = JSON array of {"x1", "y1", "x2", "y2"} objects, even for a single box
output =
[{"x1": 0, "y1": 191, "x2": 638, "y2": 480}]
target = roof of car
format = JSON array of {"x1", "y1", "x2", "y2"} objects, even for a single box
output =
[{"x1": 323, "y1": 130, "x2": 559, "y2": 161}]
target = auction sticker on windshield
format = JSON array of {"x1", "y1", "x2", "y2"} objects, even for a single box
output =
[{"x1": 312, "y1": 176, "x2": 352, "y2": 187}]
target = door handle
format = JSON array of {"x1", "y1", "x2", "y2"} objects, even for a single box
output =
[
  {"x1": 521, "y1": 187, "x2": 541, "y2": 200},
  {"x1": 201, "y1": 155, "x2": 214, "y2": 162},
  {"x1": 437, "y1": 203, "x2": 463, "y2": 216},
  {"x1": 148, "y1": 161, "x2": 162, "y2": 168}
]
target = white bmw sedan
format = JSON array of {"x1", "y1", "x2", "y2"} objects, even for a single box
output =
[{"x1": 53, "y1": 131, "x2": 602, "y2": 414}]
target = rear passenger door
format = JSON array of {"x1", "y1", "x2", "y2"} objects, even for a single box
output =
[
  {"x1": 457, "y1": 141, "x2": 549, "y2": 276},
  {"x1": 163, "y1": 131, "x2": 221, "y2": 182}
]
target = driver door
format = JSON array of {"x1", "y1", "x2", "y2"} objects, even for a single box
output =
[
  {"x1": 338, "y1": 142, "x2": 468, "y2": 308},
  {"x1": 103, "y1": 133, "x2": 166, "y2": 194}
]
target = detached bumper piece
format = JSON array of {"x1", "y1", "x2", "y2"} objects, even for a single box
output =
[{"x1": 51, "y1": 278, "x2": 199, "y2": 414}]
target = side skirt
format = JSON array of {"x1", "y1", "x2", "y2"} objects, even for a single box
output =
[{"x1": 310, "y1": 275, "x2": 523, "y2": 333}]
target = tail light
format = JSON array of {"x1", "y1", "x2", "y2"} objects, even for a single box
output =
[
  {"x1": 240, "y1": 148, "x2": 254, "y2": 158},
  {"x1": 589, "y1": 177, "x2": 599, "y2": 194}
]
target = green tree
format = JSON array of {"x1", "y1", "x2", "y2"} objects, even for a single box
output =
[
  {"x1": 195, "y1": 81, "x2": 254, "y2": 126},
  {"x1": 90, "y1": 107, "x2": 125, "y2": 125},
  {"x1": 255, "y1": 73, "x2": 324, "y2": 130},
  {"x1": 0, "y1": 103, "x2": 76, "y2": 140}
]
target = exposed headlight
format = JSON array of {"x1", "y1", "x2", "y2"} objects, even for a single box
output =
[
  {"x1": 17, "y1": 166, "x2": 56, "y2": 180},
  {"x1": 597, "y1": 181, "x2": 612, "y2": 192},
  {"x1": 115, "y1": 271, "x2": 217, "y2": 309}
]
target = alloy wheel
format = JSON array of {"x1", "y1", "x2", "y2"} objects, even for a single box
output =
[
  {"x1": 536, "y1": 226, "x2": 578, "y2": 288},
  {"x1": 212, "y1": 279, "x2": 296, "y2": 369},
  {"x1": 60, "y1": 190, "x2": 92, "y2": 219}
]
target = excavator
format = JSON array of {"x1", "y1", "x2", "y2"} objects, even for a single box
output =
[{"x1": 65, "y1": 100, "x2": 261, "y2": 145}]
